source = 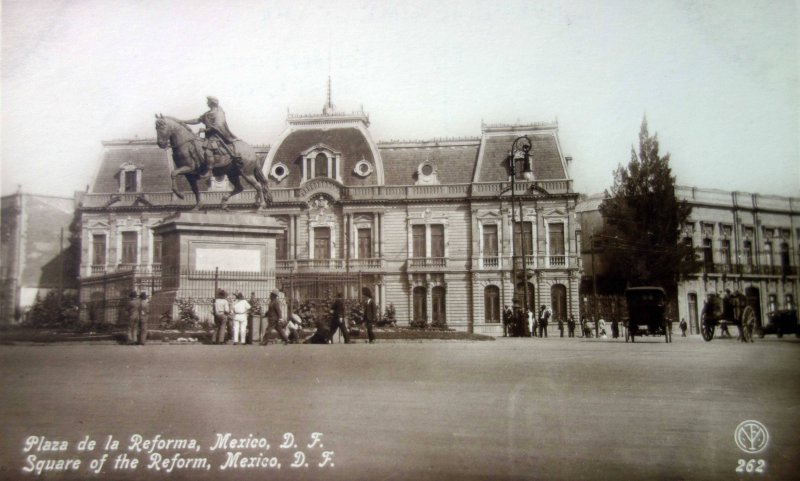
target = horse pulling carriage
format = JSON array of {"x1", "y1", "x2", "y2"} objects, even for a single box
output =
[
  {"x1": 624, "y1": 287, "x2": 672, "y2": 343},
  {"x1": 700, "y1": 291, "x2": 756, "y2": 342}
]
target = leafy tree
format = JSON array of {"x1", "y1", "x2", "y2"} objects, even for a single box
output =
[{"x1": 598, "y1": 117, "x2": 697, "y2": 292}]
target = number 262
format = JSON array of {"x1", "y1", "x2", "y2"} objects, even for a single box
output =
[{"x1": 736, "y1": 459, "x2": 765, "y2": 474}]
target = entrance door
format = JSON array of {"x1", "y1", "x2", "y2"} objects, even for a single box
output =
[
  {"x1": 745, "y1": 286, "x2": 762, "y2": 330},
  {"x1": 688, "y1": 293, "x2": 698, "y2": 334},
  {"x1": 551, "y1": 284, "x2": 567, "y2": 322}
]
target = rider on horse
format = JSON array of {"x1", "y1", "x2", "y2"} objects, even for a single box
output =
[{"x1": 181, "y1": 96, "x2": 242, "y2": 177}]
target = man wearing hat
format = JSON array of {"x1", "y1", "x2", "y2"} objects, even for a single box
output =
[
  {"x1": 181, "y1": 96, "x2": 241, "y2": 176},
  {"x1": 328, "y1": 292, "x2": 350, "y2": 344},
  {"x1": 262, "y1": 289, "x2": 290, "y2": 345},
  {"x1": 212, "y1": 289, "x2": 231, "y2": 344},
  {"x1": 362, "y1": 287, "x2": 377, "y2": 343}
]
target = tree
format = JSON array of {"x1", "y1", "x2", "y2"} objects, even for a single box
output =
[{"x1": 598, "y1": 117, "x2": 697, "y2": 292}]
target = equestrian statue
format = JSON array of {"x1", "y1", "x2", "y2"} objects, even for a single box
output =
[{"x1": 155, "y1": 96, "x2": 271, "y2": 210}]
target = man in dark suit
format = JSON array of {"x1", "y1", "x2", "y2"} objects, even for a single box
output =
[
  {"x1": 328, "y1": 293, "x2": 351, "y2": 343},
  {"x1": 262, "y1": 290, "x2": 289, "y2": 345},
  {"x1": 362, "y1": 287, "x2": 377, "y2": 343}
]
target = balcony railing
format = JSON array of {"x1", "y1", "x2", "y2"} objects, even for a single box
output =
[
  {"x1": 408, "y1": 257, "x2": 447, "y2": 269},
  {"x1": 478, "y1": 255, "x2": 579, "y2": 270},
  {"x1": 85, "y1": 263, "x2": 162, "y2": 278},
  {"x1": 481, "y1": 257, "x2": 500, "y2": 269},
  {"x1": 80, "y1": 179, "x2": 575, "y2": 211},
  {"x1": 348, "y1": 258, "x2": 385, "y2": 271}
]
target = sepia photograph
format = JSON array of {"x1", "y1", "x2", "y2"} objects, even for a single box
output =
[{"x1": 1, "y1": 1, "x2": 798, "y2": 480}]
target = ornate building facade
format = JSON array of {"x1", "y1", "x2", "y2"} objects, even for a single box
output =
[
  {"x1": 78, "y1": 99, "x2": 582, "y2": 333},
  {"x1": 577, "y1": 187, "x2": 800, "y2": 333}
]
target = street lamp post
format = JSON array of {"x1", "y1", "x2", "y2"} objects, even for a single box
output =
[{"x1": 508, "y1": 136, "x2": 533, "y2": 313}]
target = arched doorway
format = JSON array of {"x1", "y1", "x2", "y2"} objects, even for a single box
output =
[
  {"x1": 484, "y1": 285, "x2": 500, "y2": 324},
  {"x1": 551, "y1": 284, "x2": 567, "y2": 322},
  {"x1": 413, "y1": 286, "x2": 427, "y2": 324}
]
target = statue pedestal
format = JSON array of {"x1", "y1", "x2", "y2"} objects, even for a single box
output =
[{"x1": 151, "y1": 211, "x2": 283, "y2": 326}]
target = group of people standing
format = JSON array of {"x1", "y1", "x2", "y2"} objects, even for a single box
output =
[
  {"x1": 503, "y1": 302, "x2": 578, "y2": 338},
  {"x1": 211, "y1": 287, "x2": 378, "y2": 346}
]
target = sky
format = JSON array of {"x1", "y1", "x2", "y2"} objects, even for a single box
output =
[{"x1": 1, "y1": 0, "x2": 798, "y2": 198}]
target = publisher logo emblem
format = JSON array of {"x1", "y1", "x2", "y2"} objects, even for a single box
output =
[{"x1": 734, "y1": 420, "x2": 769, "y2": 454}]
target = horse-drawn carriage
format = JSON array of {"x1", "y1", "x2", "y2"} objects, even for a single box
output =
[
  {"x1": 700, "y1": 291, "x2": 756, "y2": 342},
  {"x1": 624, "y1": 287, "x2": 672, "y2": 343},
  {"x1": 758, "y1": 309, "x2": 799, "y2": 338}
]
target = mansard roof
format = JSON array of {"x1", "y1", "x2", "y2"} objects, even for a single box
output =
[
  {"x1": 90, "y1": 140, "x2": 269, "y2": 194},
  {"x1": 92, "y1": 141, "x2": 173, "y2": 194},
  {"x1": 265, "y1": 126, "x2": 379, "y2": 189},
  {"x1": 474, "y1": 123, "x2": 568, "y2": 183},
  {"x1": 378, "y1": 139, "x2": 479, "y2": 186}
]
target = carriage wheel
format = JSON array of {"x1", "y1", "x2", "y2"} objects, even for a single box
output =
[
  {"x1": 701, "y1": 319, "x2": 714, "y2": 342},
  {"x1": 741, "y1": 307, "x2": 755, "y2": 343}
]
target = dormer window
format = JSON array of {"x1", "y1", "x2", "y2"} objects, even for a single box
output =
[
  {"x1": 118, "y1": 162, "x2": 141, "y2": 193},
  {"x1": 415, "y1": 160, "x2": 439, "y2": 185},
  {"x1": 270, "y1": 162, "x2": 289, "y2": 182},
  {"x1": 301, "y1": 145, "x2": 341, "y2": 182},
  {"x1": 353, "y1": 158, "x2": 373, "y2": 178}
]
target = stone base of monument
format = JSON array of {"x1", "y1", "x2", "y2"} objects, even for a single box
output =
[{"x1": 151, "y1": 211, "x2": 283, "y2": 325}]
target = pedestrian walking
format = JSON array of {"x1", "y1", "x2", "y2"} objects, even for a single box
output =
[
  {"x1": 558, "y1": 318, "x2": 564, "y2": 337},
  {"x1": 567, "y1": 315, "x2": 576, "y2": 338},
  {"x1": 611, "y1": 318, "x2": 619, "y2": 339},
  {"x1": 262, "y1": 290, "x2": 290, "y2": 345},
  {"x1": 231, "y1": 292, "x2": 250, "y2": 345},
  {"x1": 502, "y1": 305, "x2": 511, "y2": 337},
  {"x1": 679, "y1": 318, "x2": 688, "y2": 337},
  {"x1": 362, "y1": 287, "x2": 377, "y2": 343},
  {"x1": 212, "y1": 289, "x2": 230, "y2": 344},
  {"x1": 328, "y1": 293, "x2": 351, "y2": 343}
]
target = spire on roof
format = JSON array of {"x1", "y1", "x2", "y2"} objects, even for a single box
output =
[{"x1": 322, "y1": 76, "x2": 335, "y2": 115}]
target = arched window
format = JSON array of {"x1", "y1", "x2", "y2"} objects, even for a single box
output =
[
  {"x1": 484, "y1": 285, "x2": 500, "y2": 323},
  {"x1": 432, "y1": 286, "x2": 446, "y2": 325},
  {"x1": 551, "y1": 284, "x2": 567, "y2": 322},
  {"x1": 314, "y1": 153, "x2": 328, "y2": 178},
  {"x1": 413, "y1": 286, "x2": 427, "y2": 323}
]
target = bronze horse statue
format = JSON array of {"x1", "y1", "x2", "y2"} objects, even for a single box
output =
[{"x1": 154, "y1": 114, "x2": 271, "y2": 210}]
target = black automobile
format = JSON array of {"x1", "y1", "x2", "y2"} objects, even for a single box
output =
[{"x1": 624, "y1": 287, "x2": 671, "y2": 343}]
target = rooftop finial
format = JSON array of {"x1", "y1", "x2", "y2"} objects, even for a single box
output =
[{"x1": 323, "y1": 76, "x2": 335, "y2": 115}]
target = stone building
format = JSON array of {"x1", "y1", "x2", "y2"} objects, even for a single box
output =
[
  {"x1": 675, "y1": 187, "x2": 799, "y2": 333},
  {"x1": 577, "y1": 187, "x2": 800, "y2": 333},
  {"x1": 0, "y1": 191, "x2": 80, "y2": 324},
  {"x1": 78, "y1": 97, "x2": 581, "y2": 333}
]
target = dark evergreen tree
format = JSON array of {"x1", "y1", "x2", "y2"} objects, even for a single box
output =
[{"x1": 598, "y1": 117, "x2": 698, "y2": 292}]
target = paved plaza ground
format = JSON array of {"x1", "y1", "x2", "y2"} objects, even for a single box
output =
[{"x1": 0, "y1": 335, "x2": 798, "y2": 481}]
